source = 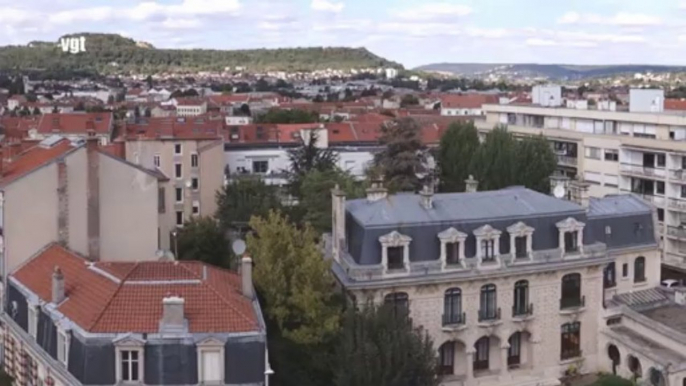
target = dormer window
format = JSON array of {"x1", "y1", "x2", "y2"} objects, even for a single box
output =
[
  {"x1": 473, "y1": 224, "x2": 502, "y2": 266},
  {"x1": 438, "y1": 227, "x2": 467, "y2": 270},
  {"x1": 481, "y1": 240, "x2": 495, "y2": 261},
  {"x1": 507, "y1": 222, "x2": 534, "y2": 260},
  {"x1": 556, "y1": 217, "x2": 585, "y2": 256},
  {"x1": 379, "y1": 231, "x2": 412, "y2": 273},
  {"x1": 565, "y1": 231, "x2": 578, "y2": 252}
]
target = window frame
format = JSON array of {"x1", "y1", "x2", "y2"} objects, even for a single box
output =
[
  {"x1": 191, "y1": 152, "x2": 198, "y2": 168},
  {"x1": 27, "y1": 303, "x2": 38, "y2": 339},
  {"x1": 174, "y1": 143, "x2": 182, "y2": 155},
  {"x1": 474, "y1": 337, "x2": 490, "y2": 371},
  {"x1": 175, "y1": 187, "x2": 183, "y2": 203},
  {"x1": 508, "y1": 332, "x2": 521, "y2": 367},
  {"x1": 153, "y1": 154, "x2": 160, "y2": 168},
  {"x1": 191, "y1": 177, "x2": 199, "y2": 191},
  {"x1": 479, "y1": 284, "x2": 497, "y2": 320},
  {"x1": 481, "y1": 239, "x2": 495, "y2": 261},
  {"x1": 252, "y1": 160, "x2": 268, "y2": 174},
  {"x1": 57, "y1": 329, "x2": 70, "y2": 365},
  {"x1": 561, "y1": 273, "x2": 582, "y2": 309},
  {"x1": 176, "y1": 211, "x2": 184, "y2": 227},
  {"x1": 117, "y1": 347, "x2": 143, "y2": 383},
  {"x1": 560, "y1": 322, "x2": 581, "y2": 360},
  {"x1": 439, "y1": 341, "x2": 455, "y2": 375},
  {"x1": 604, "y1": 262, "x2": 617, "y2": 288},
  {"x1": 634, "y1": 256, "x2": 646, "y2": 283},
  {"x1": 174, "y1": 163, "x2": 182, "y2": 179},
  {"x1": 513, "y1": 280, "x2": 529, "y2": 316},
  {"x1": 197, "y1": 342, "x2": 225, "y2": 384},
  {"x1": 443, "y1": 288, "x2": 462, "y2": 325},
  {"x1": 384, "y1": 292, "x2": 409, "y2": 318}
]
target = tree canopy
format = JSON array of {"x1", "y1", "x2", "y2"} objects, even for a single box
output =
[
  {"x1": 373, "y1": 117, "x2": 427, "y2": 192},
  {"x1": 215, "y1": 177, "x2": 282, "y2": 232},
  {"x1": 286, "y1": 130, "x2": 338, "y2": 194},
  {"x1": 175, "y1": 217, "x2": 232, "y2": 268},
  {"x1": 254, "y1": 108, "x2": 320, "y2": 124},
  {"x1": 437, "y1": 121, "x2": 480, "y2": 192}
]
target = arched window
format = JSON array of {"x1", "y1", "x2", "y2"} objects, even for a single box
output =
[
  {"x1": 507, "y1": 332, "x2": 521, "y2": 367},
  {"x1": 604, "y1": 262, "x2": 616, "y2": 288},
  {"x1": 628, "y1": 355, "x2": 642, "y2": 378},
  {"x1": 513, "y1": 280, "x2": 530, "y2": 316},
  {"x1": 634, "y1": 256, "x2": 646, "y2": 283},
  {"x1": 479, "y1": 284, "x2": 498, "y2": 321},
  {"x1": 438, "y1": 341, "x2": 455, "y2": 375},
  {"x1": 608, "y1": 344, "x2": 620, "y2": 375},
  {"x1": 649, "y1": 368, "x2": 665, "y2": 386},
  {"x1": 474, "y1": 337, "x2": 490, "y2": 371},
  {"x1": 560, "y1": 273, "x2": 582, "y2": 309},
  {"x1": 384, "y1": 292, "x2": 409, "y2": 317},
  {"x1": 443, "y1": 288, "x2": 463, "y2": 325}
]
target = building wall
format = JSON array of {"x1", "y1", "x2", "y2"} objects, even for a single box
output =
[
  {"x1": 66, "y1": 147, "x2": 88, "y2": 256},
  {"x1": 4, "y1": 163, "x2": 59, "y2": 275},
  {"x1": 99, "y1": 153, "x2": 158, "y2": 261},
  {"x1": 198, "y1": 141, "x2": 224, "y2": 218}
]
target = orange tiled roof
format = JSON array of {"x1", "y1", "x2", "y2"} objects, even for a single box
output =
[
  {"x1": 1, "y1": 139, "x2": 76, "y2": 185},
  {"x1": 12, "y1": 244, "x2": 260, "y2": 334},
  {"x1": 665, "y1": 99, "x2": 686, "y2": 111},
  {"x1": 125, "y1": 116, "x2": 224, "y2": 140},
  {"x1": 100, "y1": 141, "x2": 126, "y2": 159},
  {"x1": 440, "y1": 94, "x2": 499, "y2": 109},
  {"x1": 36, "y1": 113, "x2": 113, "y2": 135}
]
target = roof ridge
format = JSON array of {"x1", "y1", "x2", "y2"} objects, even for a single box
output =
[
  {"x1": 87, "y1": 261, "x2": 140, "y2": 331},
  {"x1": 198, "y1": 264, "x2": 260, "y2": 330}
]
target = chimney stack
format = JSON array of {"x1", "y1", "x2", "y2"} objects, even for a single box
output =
[
  {"x1": 331, "y1": 184, "x2": 347, "y2": 262},
  {"x1": 366, "y1": 179, "x2": 388, "y2": 202},
  {"x1": 242, "y1": 256, "x2": 254, "y2": 299},
  {"x1": 577, "y1": 180, "x2": 590, "y2": 208},
  {"x1": 465, "y1": 175, "x2": 479, "y2": 193},
  {"x1": 160, "y1": 296, "x2": 186, "y2": 333},
  {"x1": 420, "y1": 185, "x2": 433, "y2": 209},
  {"x1": 52, "y1": 266, "x2": 65, "y2": 304}
]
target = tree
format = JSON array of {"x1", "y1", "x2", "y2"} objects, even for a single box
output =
[
  {"x1": 176, "y1": 217, "x2": 232, "y2": 268},
  {"x1": 107, "y1": 95, "x2": 115, "y2": 104},
  {"x1": 287, "y1": 130, "x2": 338, "y2": 195},
  {"x1": 333, "y1": 304, "x2": 439, "y2": 386},
  {"x1": 32, "y1": 107, "x2": 41, "y2": 115},
  {"x1": 74, "y1": 101, "x2": 85, "y2": 111},
  {"x1": 437, "y1": 121, "x2": 480, "y2": 192},
  {"x1": 247, "y1": 210, "x2": 341, "y2": 345},
  {"x1": 145, "y1": 75, "x2": 154, "y2": 89},
  {"x1": 471, "y1": 125, "x2": 517, "y2": 191},
  {"x1": 215, "y1": 177, "x2": 282, "y2": 232},
  {"x1": 299, "y1": 169, "x2": 365, "y2": 234},
  {"x1": 400, "y1": 94, "x2": 419, "y2": 107},
  {"x1": 239, "y1": 103, "x2": 251, "y2": 117},
  {"x1": 373, "y1": 118, "x2": 427, "y2": 192},
  {"x1": 254, "y1": 108, "x2": 318, "y2": 124},
  {"x1": 19, "y1": 106, "x2": 30, "y2": 116},
  {"x1": 514, "y1": 135, "x2": 557, "y2": 193}
]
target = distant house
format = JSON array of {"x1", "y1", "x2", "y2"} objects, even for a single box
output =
[
  {"x1": 440, "y1": 94, "x2": 499, "y2": 116},
  {"x1": 175, "y1": 99, "x2": 208, "y2": 117},
  {"x1": 32, "y1": 113, "x2": 114, "y2": 145}
]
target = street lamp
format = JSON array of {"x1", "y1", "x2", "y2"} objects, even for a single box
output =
[{"x1": 171, "y1": 230, "x2": 178, "y2": 260}]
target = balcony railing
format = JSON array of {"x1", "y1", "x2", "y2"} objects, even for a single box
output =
[
  {"x1": 512, "y1": 303, "x2": 534, "y2": 317},
  {"x1": 619, "y1": 163, "x2": 666, "y2": 179},
  {"x1": 668, "y1": 198, "x2": 686, "y2": 212},
  {"x1": 667, "y1": 225, "x2": 686, "y2": 240},
  {"x1": 442, "y1": 312, "x2": 466, "y2": 326},
  {"x1": 556, "y1": 155, "x2": 578, "y2": 167},
  {"x1": 560, "y1": 295, "x2": 585, "y2": 310},
  {"x1": 669, "y1": 169, "x2": 686, "y2": 182},
  {"x1": 478, "y1": 307, "x2": 501, "y2": 322}
]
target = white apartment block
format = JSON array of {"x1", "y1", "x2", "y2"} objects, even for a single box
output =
[
  {"x1": 478, "y1": 101, "x2": 686, "y2": 274},
  {"x1": 176, "y1": 101, "x2": 208, "y2": 117}
]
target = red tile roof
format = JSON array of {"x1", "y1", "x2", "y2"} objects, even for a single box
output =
[
  {"x1": 100, "y1": 141, "x2": 126, "y2": 159},
  {"x1": 208, "y1": 94, "x2": 251, "y2": 106},
  {"x1": 36, "y1": 113, "x2": 113, "y2": 135},
  {"x1": 0, "y1": 139, "x2": 76, "y2": 185},
  {"x1": 12, "y1": 244, "x2": 260, "y2": 333},
  {"x1": 440, "y1": 94, "x2": 499, "y2": 109},
  {"x1": 665, "y1": 99, "x2": 686, "y2": 111},
  {"x1": 125, "y1": 116, "x2": 224, "y2": 140}
]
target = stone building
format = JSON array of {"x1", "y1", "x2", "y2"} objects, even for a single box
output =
[{"x1": 328, "y1": 180, "x2": 660, "y2": 386}]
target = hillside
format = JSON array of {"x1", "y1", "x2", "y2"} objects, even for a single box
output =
[
  {"x1": 415, "y1": 63, "x2": 686, "y2": 80},
  {"x1": 0, "y1": 33, "x2": 402, "y2": 76}
]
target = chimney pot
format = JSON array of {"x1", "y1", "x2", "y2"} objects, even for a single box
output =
[
  {"x1": 242, "y1": 256, "x2": 254, "y2": 299},
  {"x1": 160, "y1": 295, "x2": 186, "y2": 332},
  {"x1": 465, "y1": 175, "x2": 479, "y2": 193},
  {"x1": 366, "y1": 178, "x2": 388, "y2": 202},
  {"x1": 52, "y1": 266, "x2": 65, "y2": 304},
  {"x1": 420, "y1": 185, "x2": 433, "y2": 209}
]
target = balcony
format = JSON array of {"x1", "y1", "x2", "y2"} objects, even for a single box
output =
[
  {"x1": 667, "y1": 225, "x2": 686, "y2": 241},
  {"x1": 478, "y1": 307, "x2": 501, "y2": 323},
  {"x1": 556, "y1": 155, "x2": 578, "y2": 167},
  {"x1": 668, "y1": 198, "x2": 686, "y2": 212},
  {"x1": 669, "y1": 169, "x2": 686, "y2": 182},
  {"x1": 560, "y1": 295, "x2": 585, "y2": 312},
  {"x1": 512, "y1": 303, "x2": 534, "y2": 319},
  {"x1": 619, "y1": 163, "x2": 666, "y2": 179},
  {"x1": 442, "y1": 312, "x2": 466, "y2": 330}
]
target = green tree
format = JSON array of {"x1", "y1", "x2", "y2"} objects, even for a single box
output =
[
  {"x1": 247, "y1": 210, "x2": 341, "y2": 345},
  {"x1": 333, "y1": 304, "x2": 439, "y2": 386},
  {"x1": 373, "y1": 117, "x2": 427, "y2": 192},
  {"x1": 215, "y1": 177, "x2": 282, "y2": 232},
  {"x1": 32, "y1": 107, "x2": 41, "y2": 115},
  {"x1": 437, "y1": 121, "x2": 480, "y2": 192},
  {"x1": 19, "y1": 106, "x2": 30, "y2": 116},
  {"x1": 176, "y1": 217, "x2": 232, "y2": 268},
  {"x1": 400, "y1": 94, "x2": 419, "y2": 107},
  {"x1": 472, "y1": 125, "x2": 517, "y2": 191},
  {"x1": 287, "y1": 130, "x2": 338, "y2": 195},
  {"x1": 299, "y1": 169, "x2": 365, "y2": 234},
  {"x1": 514, "y1": 135, "x2": 557, "y2": 193},
  {"x1": 145, "y1": 75, "x2": 154, "y2": 89},
  {"x1": 254, "y1": 108, "x2": 319, "y2": 124}
]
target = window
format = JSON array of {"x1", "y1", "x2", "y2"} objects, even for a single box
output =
[
  {"x1": 439, "y1": 342, "x2": 455, "y2": 375},
  {"x1": 564, "y1": 231, "x2": 578, "y2": 253},
  {"x1": 384, "y1": 292, "x2": 409, "y2": 317},
  {"x1": 153, "y1": 154, "x2": 160, "y2": 168},
  {"x1": 446, "y1": 242, "x2": 460, "y2": 265},
  {"x1": 481, "y1": 239, "x2": 495, "y2": 261},
  {"x1": 252, "y1": 160, "x2": 268, "y2": 174},
  {"x1": 604, "y1": 149, "x2": 619, "y2": 162},
  {"x1": 656, "y1": 181, "x2": 665, "y2": 195},
  {"x1": 199, "y1": 349, "x2": 222, "y2": 382},
  {"x1": 585, "y1": 147, "x2": 601, "y2": 160},
  {"x1": 657, "y1": 154, "x2": 666, "y2": 168},
  {"x1": 176, "y1": 211, "x2": 183, "y2": 226},
  {"x1": 443, "y1": 288, "x2": 462, "y2": 325},
  {"x1": 158, "y1": 187, "x2": 166, "y2": 214},
  {"x1": 479, "y1": 284, "x2": 498, "y2": 321},
  {"x1": 561, "y1": 322, "x2": 581, "y2": 360},
  {"x1": 120, "y1": 349, "x2": 141, "y2": 382},
  {"x1": 191, "y1": 177, "x2": 199, "y2": 190},
  {"x1": 175, "y1": 163, "x2": 182, "y2": 179},
  {"x1": 561, "y1": 273, "x2": 582, "y2": 309},
  {"x1": 634, "y1": 256, "x2": 646, "y2": 283},
  {"x1": 387, "y1": 246, "x2": 404, "y2": 270},
  {"x1": 192, "y1": 201, "x2": 200, "y2": 215},
  {"x1": 174, "y1": 143, "x2": 182, "y2": 155},
  {"x1": 643, "y1": 153, "x2": 656, "y2": 168},
  {"x1": 508, "y1": 332, "x2": 521, "y2": 367},
  {"x1": 604, "y1": 262, "x2": 616, "y2": 288},
  {"x1": 191, "y1": 153, "x2": 198, "y2": 167},
  {"x1": 622, "y1": 263, "x2": 628, "y2": 278},
  {"x1": 515, "y1": 236, "x2": 527, "y2": 258},
  {"x1": 658, "y1": 208, "x2": 664, "y2": 222},
  {"x1": 175, "y1": 187, "x2": 183, "y2": 203},
  {"x1": 474, "y1": 337, "x2": 490, "y2": 371},
  {"x1": 57, "y1": 331, "x2": 68, "y2": 364},
  {"x1": 513, "y1": 280, "x2": 529, "y2": 316}
]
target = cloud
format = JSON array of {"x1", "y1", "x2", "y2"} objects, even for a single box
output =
[
  {"x1": 311, "y1": 0, "x2": 344, "y2": 13},
  {"x1": 526, "y1": 38, "x2": 556, "y2": 46},
  {"x1": 391, "y1": 3, "x2": 472, "y2": 21},
  {"x1": 557, "y1": 11, "x2": 661, "y2": 26}
]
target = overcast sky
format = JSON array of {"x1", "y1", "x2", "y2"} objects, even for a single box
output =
[{"x1": 1, "y1": 0, "x2": 686, "y2": 68}]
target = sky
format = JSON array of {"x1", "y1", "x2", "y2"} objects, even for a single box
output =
[{"x1": 1, "y1": 0, "x2": 686, "y2": 68}]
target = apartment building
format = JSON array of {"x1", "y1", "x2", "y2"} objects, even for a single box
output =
[
  {"x1": 124, "y1": 117, "x2": 225, "y2": 249},
  {"x1": 29, "y1": 113, "x2": 114, "y2": 145},
  {"x1": 328, "y1": 181, "x2": 660, "y2": 386},
  {"x1": 175, "y1": 99, "x2": 208, "y2": 117},
  {"x1": 1, "y1": 244, "x2": 268, "y2": 386},
  {"x1": 0, "y1": 135, "x2": 164, "y2": 282},
  {"x1": 477, "y1": 91, "x2": 686, "y2": 274}
]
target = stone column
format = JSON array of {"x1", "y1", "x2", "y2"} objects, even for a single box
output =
[
  {"x1": 500, "y1": 343, "x2": 510, "y2": 375},
  {"x1": 465, "y1": 348, "x2": 475, "y2": 381}
]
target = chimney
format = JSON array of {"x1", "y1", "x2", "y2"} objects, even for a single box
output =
[
  {"x1": 331, "y1": 184, "x2": 347, "y2": 263},
  {"x1": 577, "y1": 180, "x2": 591, "y2": 208},
  {"x1": 465, "y1": 175, "x2": 479, "y2": 193},
  {"x1": 242, "y1": 256, "x2": 254, "y2": 299},
  {"x1": 52, "y1": 266, "x2": 65, "y2": 304},
  {"x1": 549, "y1": 174, "x2": 570, "y2": 199},
  {"x1": 366, "y1": 179, "x2": 388, "y2": 202},
  {"x1": 420, "y1": 185, "x2": 433, "y2": 209},
  {"x1": 160, "y1": 296, "x2": 187, "y2": 333},
  {"x1": 86, "y1": 138, "x2": 100, "y2": 260}
]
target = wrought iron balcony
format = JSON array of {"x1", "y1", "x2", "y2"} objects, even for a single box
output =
[
  {"x1": 560, "y1": 295, "x2": 585, "y2": 310},
  {"x1": 478, "y1": 307, "x2": 501, "y2": 322},
  {"x1": 512, "y1": 303, "x2": 533, "y2": 318},
  {"x1": 442, "y1": 312, "x2": 466, "y2": 327}
]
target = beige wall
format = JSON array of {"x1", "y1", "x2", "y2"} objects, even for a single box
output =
[
  {"x1": 606, "y1": 249, "x2": 661, "y2": 298},
  {"x1": 66, "y1": 147, "x2": 88, "y2": 256},
  {"x1": 4, "y1": 164, "x2": 58, "y2": 275},
  {"x1": 99, "y1": 153, "x2": 158, "y2": 261},
  {"x1": 198, "y1": 141, "x2": 224, "y2": 217}
]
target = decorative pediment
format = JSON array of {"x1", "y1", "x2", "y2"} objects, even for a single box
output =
[
  {"x1": 473, "y1": 224, "x2": 502, "y2": 238},
  {"x1": 438, "y1": 227, "x2": 467, "y2": 242},
  {"x1": 197, "y1": 336, "x2": 225, "y2": 347},
  {"x1": 113, "y1": 334, "x2": 145, "y2": 347},
  {"x1": 379, "y1": 231, "x2": 412, "y2": 246},
  {"x1": 556, "y1": 217, "x2": 585, "y2": 230},
  {"x1": 507, "y1": 221, "x2": 534, "y2": 236}
]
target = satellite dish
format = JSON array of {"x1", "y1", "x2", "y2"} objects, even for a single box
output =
[
  {"x1": 232, "y1": 239, "x2": 246, "y2": 255},
  {"x1": 553, "y1": 184, "x2": 565, "y2": 199}
]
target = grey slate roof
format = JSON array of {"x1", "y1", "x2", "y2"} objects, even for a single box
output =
[
  {"x1": 613, "y1": 288, "x2": 670, "y2": 307},
  {"x1": 588, "y1": 194, "x2": 652, "y2": 217},
  {"x1": 346, "y1": 187, "x2": 583, "y2": 227}
]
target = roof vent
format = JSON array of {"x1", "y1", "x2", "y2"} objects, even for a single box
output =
[{"x1": 39, "y1": 135, "x2": 64, "y2": 149}]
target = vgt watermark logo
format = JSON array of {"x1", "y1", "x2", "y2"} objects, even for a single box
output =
[{"x1": 59, "y1": 36, "x2": 86, "y2": 54}]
